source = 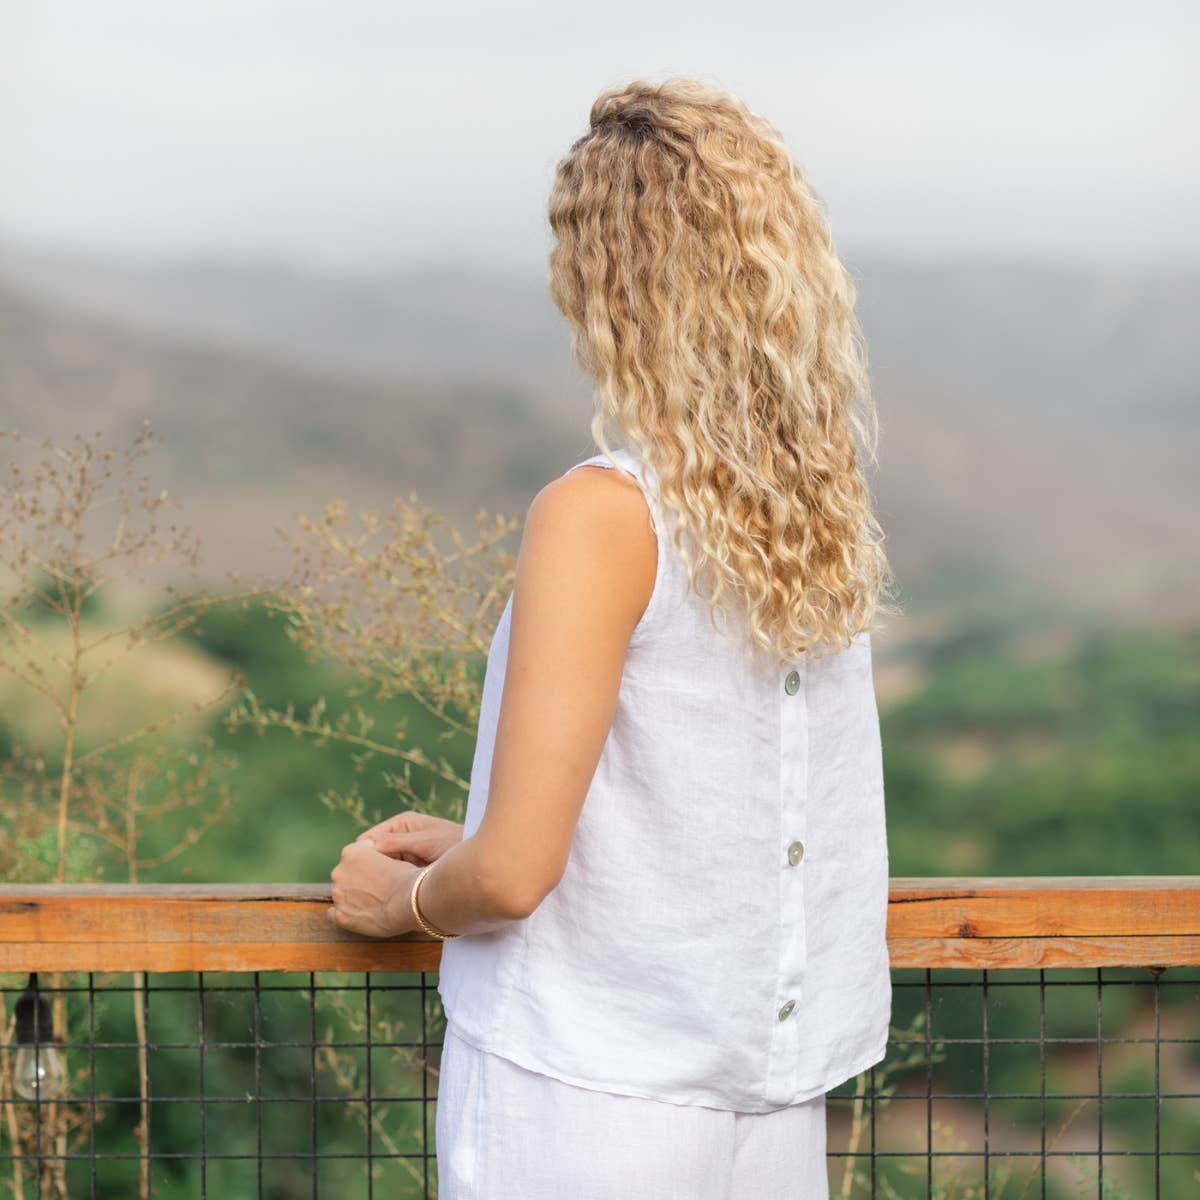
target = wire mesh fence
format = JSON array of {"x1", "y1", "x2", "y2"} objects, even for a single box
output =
[
  {"x1": 832, "y1": 964, "x2": 1200, "y2": 1200},
  {"x1": 1, "y1": 969, "x2": 444, "y2": 1199},
  {"x1": 2, "y1": 880, "x2": 1197, "y2": 1198}
]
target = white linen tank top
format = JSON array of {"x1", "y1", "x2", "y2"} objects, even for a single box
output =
[{"x1": 436, "y1": 443, "x2": 892, "y2": 1112}]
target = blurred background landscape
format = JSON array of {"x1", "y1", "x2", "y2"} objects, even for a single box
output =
[
  {"x1": 0, "y1": 236, "x2": 1194, "y2": 883},
  {"x1": 0, "y1": 238, "x2": 1197, "y2": 634}
]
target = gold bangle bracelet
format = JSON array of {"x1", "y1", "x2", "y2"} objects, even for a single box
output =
[{"x1": 411, "y1": 862, "x2": 461, "y2": 940}]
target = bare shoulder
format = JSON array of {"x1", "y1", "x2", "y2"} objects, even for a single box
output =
[
  {"x1": 517, "y1": 462, "x2": 657, "y2": 634},
  {"x1": 528, "y1": 460, "x2": 652, "y2": 549}
]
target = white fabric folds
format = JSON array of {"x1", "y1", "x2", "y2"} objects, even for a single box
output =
[
  {"x1": 435, "y1": 1018, "x2": 830, "y2": 1199},
  {"x1": 437, "y1": 443, "x2": 892, "y2": 1113}
]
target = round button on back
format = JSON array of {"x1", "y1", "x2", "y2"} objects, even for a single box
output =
[
  {"x1": 778, "y1": 999, "x2": 796, "y2": 1020},
  {"x1": 784, "y1": 670, "x2": 801, "y2": 695},
  {"x1": 787, "y1": 840, "x2": 804, "y2": 865}
]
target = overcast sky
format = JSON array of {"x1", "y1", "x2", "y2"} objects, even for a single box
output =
[{"x1": 2, "y1": 0, "x2": 1197, "y2": 278}]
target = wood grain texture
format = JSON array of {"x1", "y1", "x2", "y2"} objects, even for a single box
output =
[{"x1": 1, "y1": 877, "x2": 1198, "y2": 973}]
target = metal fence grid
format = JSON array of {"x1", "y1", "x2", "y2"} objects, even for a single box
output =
[
  {"x1": 3, "y1": 964, "x2": 1198, "y2": 1200},
  {"x1": 829, "y1": 965, "x2": 1200, "y2": 1200},
  {"x1": 1, "y1": 970, "x2": 443, "y2": 1199}
]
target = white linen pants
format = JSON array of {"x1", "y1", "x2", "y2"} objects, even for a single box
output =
[{"x1": 435, "y1": 1020, "x2": 830, "y2": 1199}]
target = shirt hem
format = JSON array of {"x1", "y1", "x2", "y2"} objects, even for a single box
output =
[
  {"x1": 784, "y1": 1030, "x2": 891, "y2": 1107},
  {"x1": 440, "y1": 1012, "x2": 892, "y2": 1114}
]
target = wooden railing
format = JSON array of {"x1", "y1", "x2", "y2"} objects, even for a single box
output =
[
  {"x1": 3, "y1": 876, "x2": 1198, "y2": 1198},
  {"x1": 3, "y1": 876, "x2": 1198, "y2": 972}
]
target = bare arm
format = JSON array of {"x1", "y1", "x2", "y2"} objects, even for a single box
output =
[{"x1": 411, "y1": 463, "x2": 657, "y2": 933}]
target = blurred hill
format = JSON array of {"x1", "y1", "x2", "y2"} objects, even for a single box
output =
[
  {"x1": 0, "y1": 238, "x2": 1195, "y2": 643},
  {"x1": 0, "y1": 271, "x2": 573, "y2": 598}
]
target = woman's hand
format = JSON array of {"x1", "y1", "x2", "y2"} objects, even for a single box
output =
[
  {"x1": 354, "y1": 810, "x2": 464, "y2": 867},
  {"x1": 328, "y1": 836, "x2": 423, "y2": 938}
]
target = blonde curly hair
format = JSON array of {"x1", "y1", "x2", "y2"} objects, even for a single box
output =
[{"x1": 547, "y1": 76, "x2": 902, "y2": 667}]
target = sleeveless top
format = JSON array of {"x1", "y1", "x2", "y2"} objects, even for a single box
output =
[{"x1": 436, "y1": 443, "x2": 892, "y2": 1112}]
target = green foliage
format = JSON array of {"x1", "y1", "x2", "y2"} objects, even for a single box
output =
[
  {"x1": 882, "y1": 621, "x2": 1200, "y2": 876},
  {"x1": 172, "y1": 591, "x2": 320, "y2": 705},
  {"x1": 8, "y1": 823, "x2": 95, "y2": 882},
  {"x1": 150, "y1": 594, "x2": 479, "y2": 883},
  {"x1": 14, "y1": 566, "x2": 107, "y2": 623}
]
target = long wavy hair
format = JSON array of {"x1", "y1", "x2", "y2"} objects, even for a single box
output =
[{"x1": 547, "y1": 76, "x2": 902, "y2": 667}]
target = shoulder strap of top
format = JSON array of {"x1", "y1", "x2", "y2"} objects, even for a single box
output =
[
  {"x1": 561, "y1": 452, "x2": 614, "y2": 477},
  {"x1": 563, "y1": 447, "x2": 658, "y2": 528},
  {"x1": 562, "y1": 444, "x2": 634, "y2": 475}
]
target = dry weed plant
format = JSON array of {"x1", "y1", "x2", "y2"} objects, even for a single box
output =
[
  {"x1": 221, "y1": 486, "x2": 520, "y2": 1192},
  {"x1": 224, "y1": 489, "x2": 521, "y2": 831},
  {"x1": 0, "y1": 417, "x2": 523, "y2": 1196},
  {"x1": 0, "y1": 421, "x2": 270, "y2": 1199}
]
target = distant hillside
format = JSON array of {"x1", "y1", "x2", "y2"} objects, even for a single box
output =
[
  {"x1": 0, "y1": 240, "x2": 1195, "y2": 635},
  {"x1": 0, "y1": 240, "x2": 580, "y2": 413},
  {"x1": 0, "y1": 283, "x2": 577, "y2": 597}
]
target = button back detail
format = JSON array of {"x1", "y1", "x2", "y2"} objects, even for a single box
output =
[{"x1": 436, "y1": 443, "x2": 892, "y2": 1113}]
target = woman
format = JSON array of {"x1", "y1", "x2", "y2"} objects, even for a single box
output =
[{"x1": 329, "y1": 76, "x2": 900, "y2": 1199}]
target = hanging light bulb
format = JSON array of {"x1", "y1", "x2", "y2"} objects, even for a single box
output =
[{"x1": 14, "y1": 973, "x2": 67, "y2": 1101}]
